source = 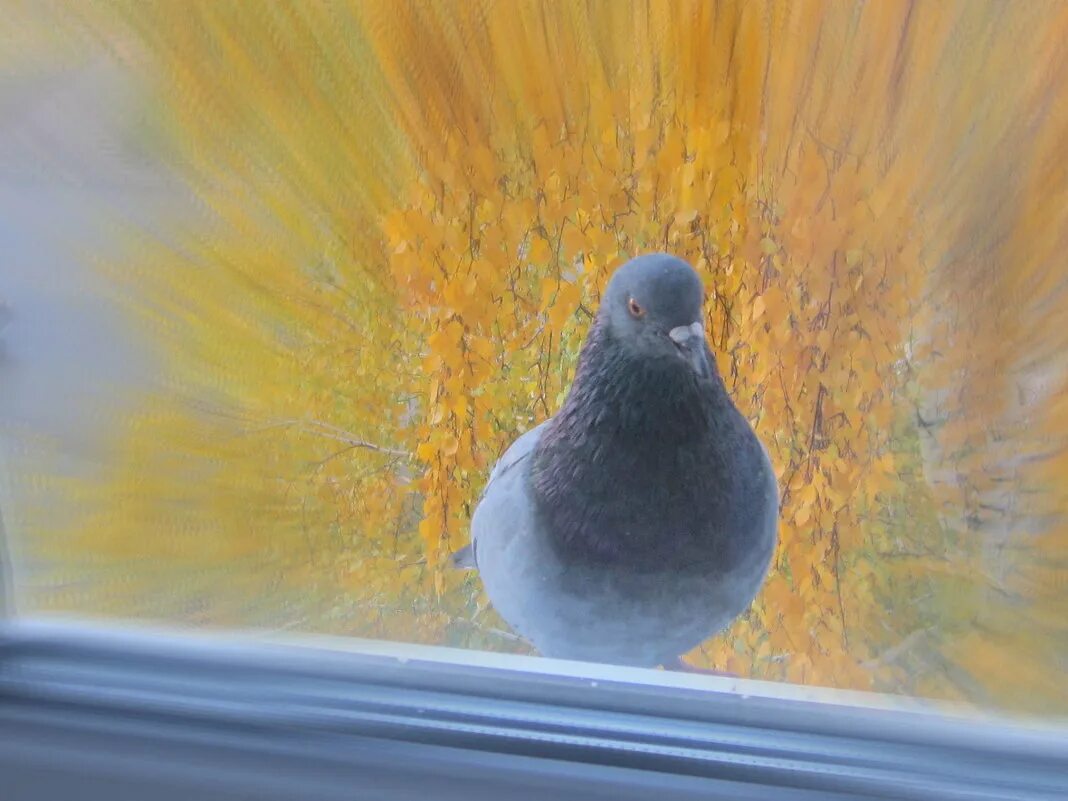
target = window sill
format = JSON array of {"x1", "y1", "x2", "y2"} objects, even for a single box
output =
[{"x1": 1, "y1": 617, "x2": 1065, "y2": 800}]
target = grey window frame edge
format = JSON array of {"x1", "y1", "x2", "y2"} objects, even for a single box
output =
[
  {"x1": 0, "y1": 508, "x2": 13, "y2": 619},
  {"x1": 1, "y1": 618, "x2": 1066, "y2": 801}
]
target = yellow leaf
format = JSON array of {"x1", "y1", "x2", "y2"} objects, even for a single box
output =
[
  {"x1": 444, "y1": 320, "x2": 464, "y2": 347},
  {"x1": 539, "y1": 277, "x2": 557, "y2": 312},
  {"x1": 470, "y1": 337, "x2": 495, "y2": 362},
  {"x1": 752, "y1": 296, "x2": 766, "y2": 321},
  {"x1": 549, "y1": 281, "x2": 581, "y2": 330},
  {"x1": 418, "y1": 517, "x2": 436, "y2": 543},
  {"x1": 529, "y1": 237, "x2": 551, "y2": 263},
  {"x1": 563, "y1": 225, "x2": 586, "y2": 256},
  {"x1": 428, "y1": 329, "x2": 448, "y2": 354}
]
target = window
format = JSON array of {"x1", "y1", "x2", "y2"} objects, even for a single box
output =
[{"x1": 1, "y1": 3, "x2": 1066, "y2": 798}]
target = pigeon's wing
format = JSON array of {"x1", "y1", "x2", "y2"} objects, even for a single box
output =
[
  {"x1": 482, "y1": 422, "x2": 547, "y2": 490},
  {"x1": 448, "y1": 422, "x2": 548, "y2": 571},
  {"x1": 467, "y1": 421, "x2": 553, "y2": 642}
]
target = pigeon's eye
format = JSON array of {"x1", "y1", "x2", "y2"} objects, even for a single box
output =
[{"x1": 628, "y1": 297, "x2": 645, "y2": 318}]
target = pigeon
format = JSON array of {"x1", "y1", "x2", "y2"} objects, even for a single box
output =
[{"x1": 453, "y1": 253, "x2": 779, "y2": 670}]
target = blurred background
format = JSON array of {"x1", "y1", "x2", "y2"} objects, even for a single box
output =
[{"x1": 0, "y1": 1, "x2": 1065, "y2": 715}]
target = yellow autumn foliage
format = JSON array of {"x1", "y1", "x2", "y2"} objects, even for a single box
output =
[{"x1": 11, "y1": 1, "x2": 1067, "y2": 713}]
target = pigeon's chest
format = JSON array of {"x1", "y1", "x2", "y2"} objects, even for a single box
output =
[{"x1": 538, "y1": 435, "x2": 753, "y2": 574}]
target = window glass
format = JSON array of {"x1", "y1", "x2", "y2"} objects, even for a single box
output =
[{"x1": 1, "y1": 2, "x2": 1065, "y2": 719}]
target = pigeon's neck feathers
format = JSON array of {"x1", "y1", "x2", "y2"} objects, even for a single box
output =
[{"x1": 560, "y1": 318, "x2": 726, "y2": 437}]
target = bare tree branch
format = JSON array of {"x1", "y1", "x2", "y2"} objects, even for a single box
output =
[{"x1": 249, "y1": 417, "x2": 410, "y2": 459}]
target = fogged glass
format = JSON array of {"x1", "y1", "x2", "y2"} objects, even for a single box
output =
[{"x1": 1, "y1": 3, "x2": 1064, "y2": 716}]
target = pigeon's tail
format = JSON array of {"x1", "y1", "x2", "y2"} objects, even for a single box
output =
[{"x1": 450, "y1": 543, "x2": 477, "y2": 570}]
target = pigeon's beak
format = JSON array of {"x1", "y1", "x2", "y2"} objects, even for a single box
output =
[{"x1": 668, "y1": 322, "x2": 711, "y2": 378}]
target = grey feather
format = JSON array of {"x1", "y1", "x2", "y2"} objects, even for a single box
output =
[{"x1": 450, "y1": 543, "x2": 477, "y2": 570}]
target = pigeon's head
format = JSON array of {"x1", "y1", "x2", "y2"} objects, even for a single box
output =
[{"x1": 600, "y1": 253, "x2": 711, "y2": 378}]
